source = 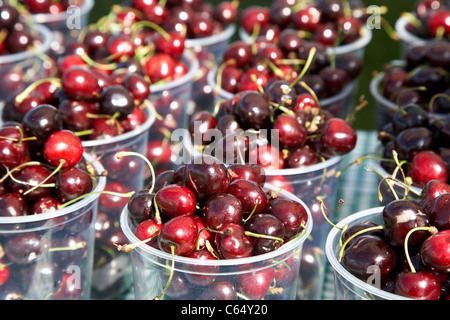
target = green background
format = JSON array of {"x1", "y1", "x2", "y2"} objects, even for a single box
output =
[{"x1": 88, "y1": 0, "x2": 416, "y2": 130}]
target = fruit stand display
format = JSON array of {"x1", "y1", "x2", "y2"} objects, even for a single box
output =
[{"x1": 0, "y1": 0, "x2": 448, "y2": 302}]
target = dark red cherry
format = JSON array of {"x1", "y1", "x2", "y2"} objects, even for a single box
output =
[
  {"x1": 244, "y1": 213, "x2": 285, "y2": 255},
  {"x1": 420, "y1": 229, "x2": 450, "y2": 273},
  {"x1": 409, "y1": 150, "x2": 448, "y2": 188},
  {"x1": 223, "y1": 41, "x2": 252, "y2": 69},
  {"x1": 318, "y1": 67, "x2": 349, "y2": 97},
  {"x1": 272, "y1": 113, "x2": 307, "y2": 149},
  {"x1": 61, "y1": 66, "x2": 101, "y2": 101},
  {"x1": 319, "y1": 118, "x2": 357, "y2": 157},
  {"x1": 127, "y1": 190, "x2": 155, "y2": 226},
  {"x1": 22, "y1": 104, "x2": 62, "y2": 141},
  {"x1": 226, "y1": 163, "x2": 266, "y2": 187},
  {"x1": 240, "y1": 6, "x2": 270, "y2": 34},
  {"x1": 382, "y1": 199, "x2": 430, "y2": 248},
  {"x1": 427, "y1": 9, "x2": 450, "y2": 38},
  {"x1": 156, "y1": 32, "x2": 185, "y2": 61},
  {"x1": 98, "y1": 181, "x2": 130, "y2": 213},
  {"x1": 155, "y1": 184, "x2": 197, "y2": 220},
  {"x1": 394, "y1": 271, "x2": 441, "y2": 300},
  {"x1": 144, "y1": 53, "x2": 176, "y2": 83},
  {"x1": 135, "y1": 219, "x2": 162, "y2": 242},
  {"x1": 235, "y1": 91, "x2": 272, "y2": 130},
  {"x1": 226, "y1": 179, "x2": 268, "y2": 218},
  {"x1": 341, "y1": 235, "x2": 396, "y2": 282},
  {"x1": 237, "y1": 267, "x2": 275, "y2": 300},
  {"x1": 185, "y1": 248, "x2": 219, "y2": 287},
  {"x1": 189, "y1": 111, "x2": 217, "y2": 146},
  {"x1": 215, "y1": 222, "x2": 253, "y2": 259},
  {"x1": 98, "y1": 85, "x2": 135, "y2": 121},
  {"x1": 198, "y1": 281, "x2": 237, "y2": 300},
  {"x1": 183, "y1": 155, "x2": 230, "y2": 201},
  {"x1": 0, "y1": 125, "x2": 29, "y2": 168},
  {"x1": 285, "y1": 145, "x2": 319, "y2": 168},
  {"x1": 292, "y1": 5, "x2": 321, "y2": 32},
  {"x1": 122, "y1": 73, "x2": 151, "y2": 103},
  {"x1": 203, "y1": 193, "x2": 243, "y2": 230},
  {"x1": 5, "y1": 233, "x2": 42, "y2": 264},
  {"x1": 31, "y1": 196, "x2": 61, "y2": 214},
  {"x1": 419, "y1": 180, "x2": 450, "y2": 208},
  {"x1": 263, "y1": 197, "x2": 308, "y2": 239},
  {"x1": 424, "y1": 193, "x2": 450, "y2": 231},
  {"x1": 58, "y1": 99, "x2": 92, "y2": 132},
  {"x1": 0, "y1": 193, "x2": 29, "y2": 217},
  {"x1": 157, "y1": 215, "x2": 198, "y2": 256},
  {"x1": 55, "y1": 167, "x2": 93, "y2": 203}
]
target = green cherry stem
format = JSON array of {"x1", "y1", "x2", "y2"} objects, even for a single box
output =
[
  {"x1": 15, "y1": 78, "x2": 62, "y2": 105},
  {"x1": 115, "y1": 151, "x2": 157, "y2": 194},
  {"x1": 58, "y1": 190, "x2": 135, "y2": 210},
  {"x1": 23, "y1": 159, "x2": 66, "y2": 196},
  {"x1": 154, "y1": 245, "x2": 176, "y2": 300},
  {"x1": 403, "y1": 226, "x2": 438, "y2": 273},
  {"x1": 289, "y1": 46, "x2": 316, "y2": 89},
  {"x1": 338, "y1": 225, "x2": 386, "y2": 262}
]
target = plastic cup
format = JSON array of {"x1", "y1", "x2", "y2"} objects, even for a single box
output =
[
  {"x1": 30, "y1": 0, "x2": 94, "y2": 56},
  {"x1": 120, "y1": 183, "x2": 313, "y2": 300},
  {"x1": 325, "y1": 207, "x2": 412, "y2": 300},
  {"x1": 367, "y1": 143, "x2": 422, "y2": 206},
  {"x1": 206, "y1": 66, "x2": 357, "y2": 119},
  {"x1": 0, "y1": 24, "x2": 53, "y2": 118},
  {"x1": 238, "y1": 25, "x2": 372, "y2": 60},
  {"x1": 178, "y1": 133, "x2": 343, "y2": 300},
  {"x1": 145, "y1": 49, "x2": 199, "y2": 176},
  {"x1": 0, "y1": 152, "x2": 106, "y2": 300},
  {"x1": 394, "y1": 15, "x2": 427, "y2": 57},
  {"x1": 81, "y1": 108, "x2": 155, "y2": 299}
]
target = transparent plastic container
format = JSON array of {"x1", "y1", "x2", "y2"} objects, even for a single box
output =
[
  {"x1": 325, "y1": 207, "x2": 411, "y2": 300},
  {"x1": 0, "y1": 24, "x2": 53, "y2": 117},
  {"x1": 146, "y1": 49, "x2": 199, "y2": 176},
  {"x1": 394, "y1": 15, "x2": 427, "y2": 57},
  {"x1": 179, "y1": 133, "x2": 343, "y2": 300},
  {"x1": 31, "y1": 0, "x2": 94, "y2": 56},
  {"x1": 206, "y1": 66, "x2": 356, "y2": 119},
  {"x1": 120, "y1": 183, "x2": 313, "y2": 300},
  {"x1": 0, "y1": 152, "x2": 106, "y2": 300},
  {"x1": 82, "y1": 108, "x2": 155, "y2": 299},
  {"x1": 238, "y1": 25, "x2": 372, "y2": 59}
]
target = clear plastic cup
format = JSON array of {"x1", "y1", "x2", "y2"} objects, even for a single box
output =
[
  {"x1": 0, "y1": 24, "x2": 53, "y2": 117},
  {"x1": 30, "y1": 0, "x2": 94, "y2": 55},
  {"x1": 206, "y1": 66, "x2": 356, "y2": 119},
  {"x1": 367, "y1": 144, "x2": 422, "y2": 206},
  {"x1": 146, "y1": 49, "x2": 199, "y2": 176},
  {"x1": 394, "y1": 15, "x2": 427, "y2": 57},
  {"x1": 0, "y1": 152, "x2": 106, "y2": 300},
  {"x1": 81, "y1": 108, "x2": 155, "y2": 299},
  {"x1": 120, "y1": 183, "x2": 313, "y2": 300},
  {"x1": 178, "y1": 133, "x2": 343, "y2": 300},
  {"x1": 325, "y1": 207, "x2": 411, "y2": 300},
  {"x1": 238, "y1": 25, "x2": 373, "y2": 60}
]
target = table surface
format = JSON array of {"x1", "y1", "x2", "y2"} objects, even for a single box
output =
[{"x1": 120, "y1": 130, "x2": 382, "y2": 300}]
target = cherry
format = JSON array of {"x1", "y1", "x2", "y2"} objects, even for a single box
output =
[
  {"x1": 55, "y1": 166, "x2": 94, "y2": 203},
  {"x1": 394, "y1": 127, "x2": 433, "y2": 160},
  {"x1": 98, "y1": 181, "x2": 130, "y2": 213},
  {"x1": 409, "y1": 151, "x2": 448, "y2": 188},
  {"x1": 128, "y1": 190, "x2": 155, "y2": 225},
  {"x1": 183, "y1": 155, "x2": 230, "y2": 201},
  {"x1": 420, "y1": 229, "x2": 450, "y2": 273},
  {"x1": 5, "y1": 233, "x2": 42, "y2": 264},
  {"x1": 394, "y1": 271, "x2": 441, "y2": 300},
  {"x1": 157, "y1": 215, "x2": 198, "y2": 256},
  {"x1": 250, "y1": 143, "x2": 285, "y2": 171},
  {"x1": 419, "y1": 179, "x2": 450, "y2": 208},
  {"x1": 0, "y1": 193, "x2": 29, "y2": 217},
  {"x1": 341, "y1": 235, "x2": 397, "y2": 282},
  {"x1": 263, "y1": 197, "x2": 308, "y2": 239},
  {"x1": 189, "y1": 111, "x2": 217, "y2": 146},
  {"x1": 319, "y1": 118, "x2": 357, "y2": 157},
  {"x1": 144, "y1": 53, "x2": 176, "y2": 84},
  {"x1": 225, "y1": 179, "x2": 268, "y2": 218},
  {"x1": 22, "y1": 104, "x2": 63, "y2": 142},
  {"x1": 203, "y1": 193, "x2": 243, "y2": 230},
  {"x1": 98, "y1": 85, "x2": 135, "y2": 120},
  {"x1": 43, "y1": 130, "x2": 83, "y2": 168},
  {"x1": 223, "y1": 41, "x2": 252, "y2": 69},
  {"x1": 285, "y1": 145, "x2": 319, "y2": 168},
  {"x1": 0, "y1": 125, "x2": 29, "y2": 168},
  {"x1": 135, "y1": 219, "x2": 162, "y2": 242},
  {"x1": 227, "y1": 163, "x2": 266, "y2": 187},
  {"x1": 392, "y1": 104, "x2": 429, "y2": 134},
  {"x1": 215, "y1": 222, "x2": 253, "y2": 259},
  {"x1": 272, "y1": 113, "x2": 307, "y2": 149},
  {"x1": 427, "y1": 9, "x2": 450, "y2": 38},
  {"x1": 185, "y1": 248, "x2": 219, "y2": 287},
  {"x1": 155, "y1": 184, "x2": 196, "y2": 220},
  {"x1": 318, "y1": 66, "x2": 349, "y2": 97},
  {"x1": 61, "y1": 66, "x2": 101, "y2": 101},
  {"x1": 240, "y1": 6, "x2": 270, "y2": 35},
  {"x1": 31, "y1": 196, "x2": 61, "y2": 214},
  {"x1": 237, "y1": 267, "x2": 275, "y2": 300},
  {"x1": 244, "y1": 213, "x2": 285, "y2": 255},
  {"x1": 424, "y1": 193, "x2": 450, "y2": 231},
  {"x1": 198, "y1": 281, "x2": 237, "y2": 300},
  {"x1": 382, "y1": 199, "x2": 430, "y2": 248}
]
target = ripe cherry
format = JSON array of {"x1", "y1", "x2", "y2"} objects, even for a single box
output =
[
  {"x1": 157, "y1": 215, "x2": 198, "y2": 256},
  {"x1": 237, "y1": 267, "x2": 275, "y2": 300},
  {"x1": 155, "y1": 184, "x2": 197, "y2": 220},
  {"x1": 409, "y1": 150, "x2": 448, "y2": 188},
  {"x1": 394, "y1": 271, "x2": 441, "y2": 300},
  {"x1": 43, "y1": 130, "x2": 83, "y2": 168},
  {"x1": 420, "y1": 229, "x2": 450, "y2": 273},
  {"x1": 215, "y1": 223, "x2": 253, "y2": 259},
  {"x1": 226, "y1": 179, "x2": 268, "y2": 218},
  {"x1": 319, "y1": 118, "x2": 357, "y2": 157},
  {"x1": 203, "y1": 193, "x2": 243, "y2": 230}
]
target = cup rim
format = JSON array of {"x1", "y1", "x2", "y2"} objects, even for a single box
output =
[
  {"x1": 0, "y1": 24, "x2": 53, "y2": 65},
  {"x1": 120, "y1": 183, "x2": 313, "y2": 267},
  {"x1": 81, "y1": 104, "x2": 155, "y2": 148},
  {"x1": 325, "y1": 206, "x2": 412, "y2": 300},
  {"x1": 206, "y1": 65, "x2": 356, "y2": 107},
  {"x1": 185, "y1": 23, "x2": 236, "y2": 49},
  {"x1": 0, "y1": 151, "x2": 106, "y2": 225},
  {"x1": 394, "y1": 14, "x2": 427, "y2": 47},
  {"x1": 238, "y1": 25, "x2": 372, "y2": 55},
  {"x1": 30, "y1": 0, "x2": 95, "y2": 24},
  {"x1": 180, "y1": 129, "x2": 343, "y2": 176},
  {"x1": 148, "y1": 49, "x2": 199, "y2": 93}
]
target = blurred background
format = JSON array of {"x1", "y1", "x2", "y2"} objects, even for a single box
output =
[{"x1": 88, "y1": 0, "x2": 415, "y2": 131}]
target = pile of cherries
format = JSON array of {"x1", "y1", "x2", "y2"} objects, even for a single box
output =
[
  {"x1": 337, "y1": 179, "x2": 450, "y2": 300},
  {"x1": 239, "y1": 0, "x2": 369, "y2": 48},
  {"x1": 401, "y1": 0, "x2": 450, "y2": 40},
  {"x1": 0, "y1": 120, "x2": 102, "y2": 299},
  {"x1": 378, "y1": 101, "x2": 450, "y2": 191},
  {"x1": 214, "y1": 34, "x2": 362, "y2": 102},
  {"x1": 17, "y1": 0, "x2": 84, "y2": 14},
  {"x1": 119, "y1": 155, "x2": 310, "y2": 300},
  {"x1": 379, "y1": 41, "x2": 450, "y2": 113}
]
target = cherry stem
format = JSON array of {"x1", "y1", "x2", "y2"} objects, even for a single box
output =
[
  {"x1": 115, "y1": 151, "x2": 157, "y2": 194},
  {"x1": 80, "y1": 53, "x2": 117, "y2": 70},
  {"x1": 335, "y1": 153, "x2": 394, "y2": 178},
  {"x1": 131, "y1": 20, "x2": 171, "y2": 41},
  {"x1": 15, "y1": 78, "x2": 62, "y2": 104},
  {"x1": 244, "y1": 231, "x2": 285, "y2": 246},
  {"x1": 345, "y1": 95, "x2": 369, "y2": 123},
  {"x1": 23, "y1": 159, "x2": 66, "y2": 196},
  {"x1": 152, "y1": 195, "x2": 163, "y2": 225},
  {"x1": 289, "y1": 47, "x2": 316, "y2": 89},
  {"x1": 154, "y1": 245, "x2": 175, "y2": 300},
  {"x1": 428, "y1": 93, "x2": 450, "y2": 114},
  {"x1": 338, "y1": 225, "x2": 386, "y2": 262},
  {"x1": 58, "y1": 190, "x2": 135, "y2": 209},
  {"x1": 319, "y1": 198, "x2": 345, "y2": 230},
  {"x1": 0, "y1": 161, "x2": 42, "y2": 183},
  {"x1": 49, "y1": 241, "x2": 87, "y2": 252},
  {"x1": 243, "y1": 202, "x2": 259, "y2": 224},
  {"x1": 114, "y1": 233, "x2": 158, "y2": 253},
  {"x1": 403, "y1": 226, "x2": 438, "y2": 273},
  {"x1": 395, "y1": 86, "x2": 427, "y2": 114}
]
